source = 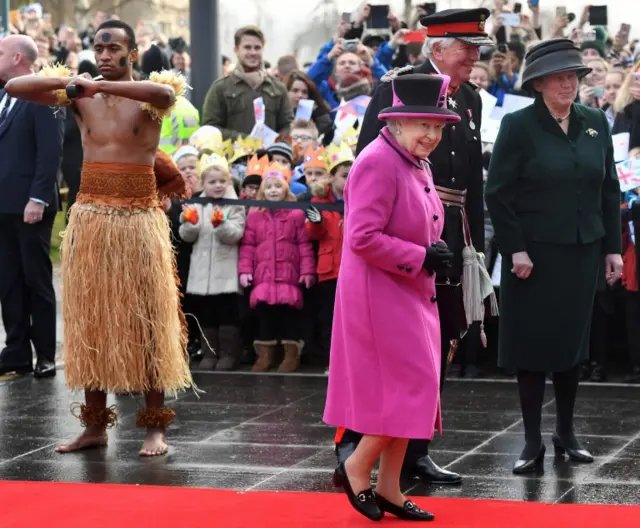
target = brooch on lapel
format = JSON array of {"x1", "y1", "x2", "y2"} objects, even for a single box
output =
[{"x1": 586, "y1": 128, "x2": 598, "y2": 137}]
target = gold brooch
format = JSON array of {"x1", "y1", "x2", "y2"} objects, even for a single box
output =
[
  {"x1": 478, "y1": 14, "x2": 486, "y2": 31},
  {"x1": 586, "y1": 128, "x2": 598, "y2": 137}
]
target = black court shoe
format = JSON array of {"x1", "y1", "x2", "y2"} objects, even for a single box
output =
[
  {"x1": 376, "y1": 494, "x2": 434, "y2": 521},
  {"x1": 513, "y1": 444, "x2": 546, "y2": 474},
  {"x1": 333, "y1": 462, "x2": 383, "y2": 522},
  {"x1": 552, "y1": 433, "x2": 594, "y2": 463}
]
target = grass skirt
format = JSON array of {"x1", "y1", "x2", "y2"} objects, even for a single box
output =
[{"x1": 61, "y1": 202, "x2": 193, "y2": 395}]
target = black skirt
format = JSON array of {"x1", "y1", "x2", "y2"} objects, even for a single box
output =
[{"x1": 498, "y1": 240, "x2": 601, "y2": 372}]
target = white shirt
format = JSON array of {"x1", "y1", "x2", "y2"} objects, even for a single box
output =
[{"x1": 0, "y1": 93, "x2": 16, "y2": 118}]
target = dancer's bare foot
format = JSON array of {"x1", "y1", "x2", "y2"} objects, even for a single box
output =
[
  {"x1": 139, "y1": 428, "x2": 168, "y2": 456},
  {"x1": 56, "y1": 427, "x2": 108, "y2": 453}
]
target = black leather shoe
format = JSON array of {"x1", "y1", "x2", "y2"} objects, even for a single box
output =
[
  {"x1": 513, "y1": 444, "x2": 545, "y2": 474},
  {"x1": 552, "y1": 433, "x2": 593, "y2": 463},
  {"x1": 589, "y1": 365, "x2": 606, "y2": 383},
  {"x1": 0, "y1": 361, "x2": 33, "y2": 376},
  {"x1": 376, "y1": 494, "x2": 434, "y2": 521},
  {"x1": 406, "y1": 456, "x2": 462, "y2": 485},
  {"x1": 34, "y1": 360, "x2": 56, "y2": 378},
  {"x1": 333, "y1": 462, "x2": 383, "y2": 522},
  {"x1": 335, "y1": 441, "x2": 357, "y2": 465}
]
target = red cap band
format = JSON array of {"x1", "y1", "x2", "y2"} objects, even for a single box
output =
[{"x1": 426, "y1": 22, "x2": 486, "y2": 37}]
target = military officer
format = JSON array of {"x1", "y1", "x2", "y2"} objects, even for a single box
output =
[{"x1": 334, "y1": 8, "x2": 494, "y2": 486}]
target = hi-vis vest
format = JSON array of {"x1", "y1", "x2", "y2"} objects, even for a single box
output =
[{"x1": 159, "y1": 96, "x2": 200, "y2": 155}]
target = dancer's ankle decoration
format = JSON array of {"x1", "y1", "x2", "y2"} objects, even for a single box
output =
[
  {"x1": 71, "y1": 403, "x2": 118, "y2": 429},
  {"x1": 136, "y1": 407, "x2": 176, "y2": 428}
]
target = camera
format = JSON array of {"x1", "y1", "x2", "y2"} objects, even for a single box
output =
[{"x1": 343, "y1": 39, "x2": 359, "y2": 52}]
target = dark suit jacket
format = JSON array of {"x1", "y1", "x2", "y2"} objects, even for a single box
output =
[
  {"x1": 485, "y1": 97, "x2": 621, "y2": 256},
  {"x1": 355, "y1": 60, "x2": 485, "y2": 279},
  {"x1": 0, "y1": 90, "x2": 65, "y2": 214}
]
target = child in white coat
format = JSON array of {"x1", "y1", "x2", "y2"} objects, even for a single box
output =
[{"x1": 179, "y1": 154, "x2": 246, "y2": 370}]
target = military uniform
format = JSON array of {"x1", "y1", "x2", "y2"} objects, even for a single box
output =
[
  {"x1": 335, "y1": 7, "x2": 494, "y2": 486},
  {"x1": 357, "y1": 62, "x2": 485, "y2": 343},
  {"x1": 202, "y1": 72, "x2": 293, "y2": 141}
]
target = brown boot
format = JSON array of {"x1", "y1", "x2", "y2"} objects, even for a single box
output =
[
  {"x1": 216, "y1": 325, "x2": 241, "y2": 371},
  {"x1": 252, "y1": 340, "x2": 276, "y2": 372},
  {"x1": 278, "y1": 340, "x2": 303, "y2": 373}
]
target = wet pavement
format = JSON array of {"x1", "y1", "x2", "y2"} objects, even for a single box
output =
[{"x1": 1, "y1": 370, "x2": 639, "y2": 505}]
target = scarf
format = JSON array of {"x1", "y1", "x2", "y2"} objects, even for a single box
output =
[{"x1": 233, "y1": 65, "x2": 266, "y2": 91}]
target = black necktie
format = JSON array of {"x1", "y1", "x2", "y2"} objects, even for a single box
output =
[{"x1": 0, "y1": 97, "x2": 12, "y2": 125}]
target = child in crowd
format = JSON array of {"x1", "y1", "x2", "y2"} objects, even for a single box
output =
[
  {"x1": 297, "y1": 145, "x2": 329, "y2": 201},
  {"x1": 621, "y1": 147, "x2": 640, "y2": 383},
  {"x1": 290, "y1": 119, "x2": 320, "y2": 158},
  {"x1": 240, "y1": 153, "x2": 268, "y2": 201},
  {"x1": 304, "y1": 141, "x2": 351, "y2": 369},
  {"x1": 238, "y1": 162, "x2": 316, "y2": 373},
  {"x1": 179, "y1": 154, "x2": 246, "y2": 371}
]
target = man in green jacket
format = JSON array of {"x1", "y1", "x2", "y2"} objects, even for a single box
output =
[{"x1": 203, "y1": 26, "x2": 293, "y2": 140}]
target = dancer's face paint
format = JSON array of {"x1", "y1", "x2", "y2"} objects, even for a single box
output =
[
  {"x1": 102, "y1": 32, "x2": 112, "y2": 43},
  {"x1": 119, "y1": 57, "x2": 127, "y2": 67}
]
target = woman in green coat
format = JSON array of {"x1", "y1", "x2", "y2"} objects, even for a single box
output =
[{"x1": 485, "y1": 39, "x2": 623, "y2": 475}]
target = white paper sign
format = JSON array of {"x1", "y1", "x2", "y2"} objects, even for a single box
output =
[
  {"x1": 250, "y1": 122, "x2": 278, "y2": 148},
  {"x1": 294, "y1": 99, "x2": 314, "y2": 121},
  {"x1": 334, "y1": 112, "x2": 358, "y2": 132},
  {"x1": 617, "y1": 159, "x2": 640, "y2": 193},
  {"x1": 253, "y1": 97, "x2": 265, "y2": 124},
  {"x1": 480, "y1": 107, "x2": 506, "y2": 144},
  {"x1": 491, "y1": 253, "x2": 502, "y2": 287},
  {"x1": 502, "y1": 94, "x2": 534, "y2": 114},
  {"x1": 613, "y1": 132, "x2": 630, "y2": 163},
  {"x1": 478, "y1": 89, "x2": 498, "y2": 124}
]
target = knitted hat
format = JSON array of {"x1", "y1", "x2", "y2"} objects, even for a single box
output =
[
  {"x1": 580, "y1": 40, "x2": 606, "y2": 59},
  {"x1": 267, "y1": 142, "x2": 294, "y2": 163}
]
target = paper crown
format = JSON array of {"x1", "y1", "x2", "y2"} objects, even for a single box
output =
[
  {"x1": 342, "y1": 124, "x2": 360, "y2": 148},
  {"x1": 246, "y1": 154, "x2": 270, "y2": 177},
  {"x1": 198, "y1": 139, "x2": 234, "y2": 161},
  {"x1": 326, "y1": 142, "x2": 355, "y2": 173},
  {"x1": 198, "y1": 153, "x2": 229, "y2": 177},
  {"x1": 302, "y1": 146, "x2": 327, "y2": 170},
  {"x1": 262, "y1": 161, "x2": 292, "y2": 184},
  {"x1": 228, "y1": 136, "x2": 263, "y2": 165}
]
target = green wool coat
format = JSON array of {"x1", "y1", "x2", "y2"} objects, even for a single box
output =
[{"x1": 485, "y1": 97, "x2": 622, "y2": 372}]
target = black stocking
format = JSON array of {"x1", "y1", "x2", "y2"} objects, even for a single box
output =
[
  {"x1": 516, "y1": 370, "x2": 546, "y2": 460},
  {"x1": 552, "y1": 366, "x2": 581, "y2": 450}
]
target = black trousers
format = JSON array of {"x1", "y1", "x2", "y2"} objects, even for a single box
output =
[
  {"x1": 255, "y1": 303, "x2": 302, "y2": 342},
  {"x1": 315, "y1": 279, "x2": 337, "y2": 363},
  {"x1": 624, "y1": 291, "x2": 640, "y2": 366},
  {"x1": 0, "y1": 214, "x2": 57, "y2": 365},
  {"x1": 193, "y1": 293, "x2": 239, "y2": 328}
]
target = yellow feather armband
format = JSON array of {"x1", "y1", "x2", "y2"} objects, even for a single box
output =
[
  {"x1": 140, "y1": 70, "x2": 188, "y2": 121},
  {"x1": 37, "y1": 63, "x2": 73, "y2": 107}
]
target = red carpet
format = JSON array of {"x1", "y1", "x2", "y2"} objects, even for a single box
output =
[{"x1": 1, "y1": 480, "x2": 638, "y2": 527}]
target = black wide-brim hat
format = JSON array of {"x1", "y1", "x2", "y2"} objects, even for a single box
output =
[
  {"x1": 419, "y1": 8, "x2": 494, "y2": 47},
  {"x1": 521, "y1": 38, "x2": 592, "y2": 91},
  {"x1": 378, "y1": 74, "x2": 461, "y2": 123}
]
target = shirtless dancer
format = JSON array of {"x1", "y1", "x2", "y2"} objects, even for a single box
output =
[{"x1": 6, "y1": 21, "x2": 193, "y2": 456}]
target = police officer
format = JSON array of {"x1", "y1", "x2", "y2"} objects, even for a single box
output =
[
  {"x1": 334, "y1": 8, "x2": 494, "y2": 486},
  {"x1": 159, "y1": 95, "x2": 200, "y2": 155}
]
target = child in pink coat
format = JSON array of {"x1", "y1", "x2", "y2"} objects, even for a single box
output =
[{"x1": 238, "y1": 162, "x2": 316, "y2": 373}]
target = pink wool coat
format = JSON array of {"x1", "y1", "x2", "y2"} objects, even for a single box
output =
[
  {"x1": 323, "y1": 127, "x2": 445, "y2": 439},
  {"x1": 238, "y1": 208, "x2": 315, "y2": 309}
]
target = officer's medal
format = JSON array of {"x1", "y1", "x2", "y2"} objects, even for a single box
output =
[{"x1": 467, "y1": 109, "x2": 476, "y2": 130}]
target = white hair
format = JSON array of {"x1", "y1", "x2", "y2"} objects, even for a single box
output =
[{"x1": 422, "y1": 37, "x2": 456, "y2": 59}]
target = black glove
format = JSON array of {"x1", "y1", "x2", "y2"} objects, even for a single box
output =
[
  {"x1": 422, "y1": 242, "x2": 453, "y2": 274},
  {"x1": 305, "y1": 206, "x2": 322, "y2": 224}
]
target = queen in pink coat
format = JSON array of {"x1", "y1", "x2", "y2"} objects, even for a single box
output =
[{"x1": 323, "y1": 74, "x2": 461, "y2": 522}]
